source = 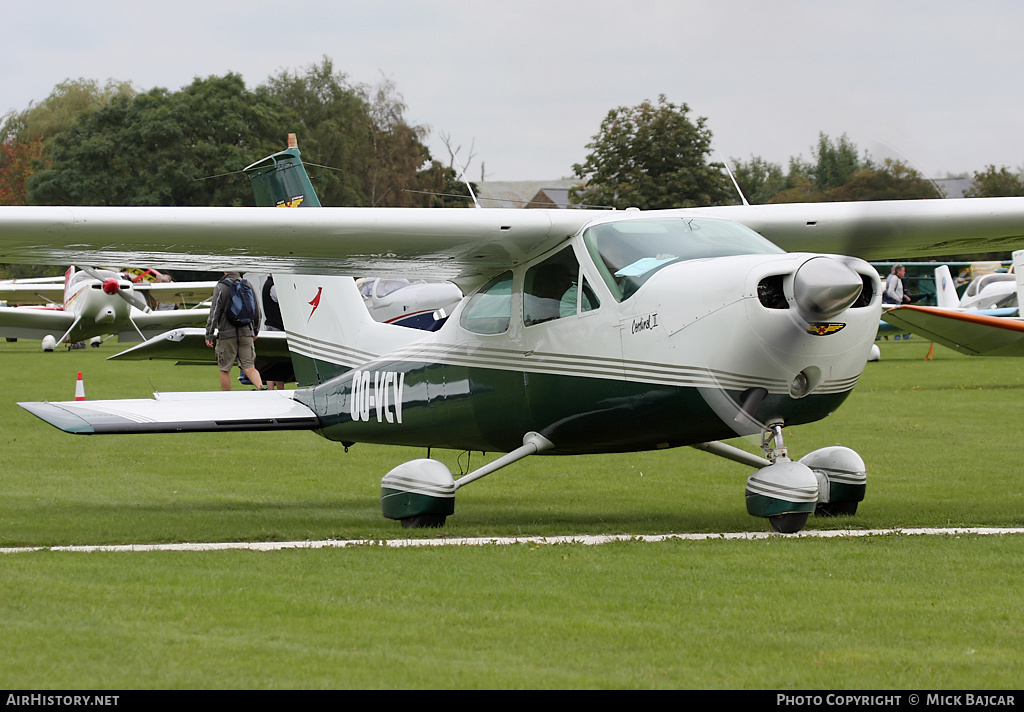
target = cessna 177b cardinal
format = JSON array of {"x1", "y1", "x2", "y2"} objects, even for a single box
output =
[{"x1": 5, "y1": 191, "x2": 1024, "y2": 532}]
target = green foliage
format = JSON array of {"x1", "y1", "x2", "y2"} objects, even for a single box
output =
[
  {"x1": 12, "y1": 58, "x2": 451, "y2": 209},
  {"x1": 811, "y1": 132, "x2": 864, "y2": 190},
  {"x1": 965, "y1": 164, "x2": 1024, "y2": 197},
  {"x1": 263, "y1": 57, "x2": 448, "y2": 207},
  {"x1": 570, "y1": 95, "x2": 732, "y2": 209},
  {"x1": 1, "y1": 78, "x2": 135, "y2": 144},
  {"x1": 730, "y1": 155, "x2": 787, "y2": 204},
  {"x1": 27, "y1": 75, "x2": 284, "y2": 206},
  {"x1": 733, "y1": 134, "x2": 941, "y2": 203},
  {"x1": 0, "y1": 79, "x2": 136, "y2": 206},
  {"x1": 263, "y1": 58, "x2": 376, "y2": 206},
  {"x1": 829, "y1": 159, "x2": 942, "y2": 201}
]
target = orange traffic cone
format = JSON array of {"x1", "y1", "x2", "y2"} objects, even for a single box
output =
[{"x1": 75, "y1": 372, "x2": 85, "y2": 401}]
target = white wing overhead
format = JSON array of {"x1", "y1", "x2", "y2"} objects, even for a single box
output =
[
  {"x1": 4, "y1": 199, "x2": 1024, "y2": 288},
  {"x1": 0, "y1": 206, "x2": 597, "y2": 289}
]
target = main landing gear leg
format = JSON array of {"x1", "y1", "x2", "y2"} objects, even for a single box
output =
[{"x1": 379, "y1": 432, "x2": 555, "y2": 528}]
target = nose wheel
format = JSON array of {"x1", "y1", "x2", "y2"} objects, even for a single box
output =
[
  {"x1": 744, "y1": 419, "x2": 866, "y2": 533},
  {"x1": 769, "y1": 512, "x2": 810, "y2": 534}
]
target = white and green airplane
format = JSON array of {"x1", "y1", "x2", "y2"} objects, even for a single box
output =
[{"x1": 5, "y1": 195, "x2": 1024, "y2": 533}]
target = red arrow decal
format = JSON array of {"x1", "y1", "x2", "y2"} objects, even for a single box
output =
[{"x1": 308, "y1": 287, "x2": 323, "y2": 321}]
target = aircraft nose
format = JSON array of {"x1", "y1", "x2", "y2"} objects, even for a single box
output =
[
  {"x1": 97, "y1": 306, "x2": 117, "y2": 324},
  {"x1": 792, "y1": 256, "x2": 863, "y2": 321},
  {"x1": 102, "y1": 278, "x2": 120, "y2": 295}
]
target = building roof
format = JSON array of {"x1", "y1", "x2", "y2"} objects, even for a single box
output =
[
  {"x1": 475, "y1": 180, "x2": 584, "y2": 209},
  {"x1": 931, "y1": 177, "x2": 972, "y2": 199}
]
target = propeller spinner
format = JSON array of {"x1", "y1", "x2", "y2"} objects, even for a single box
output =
[{"x1": 792, "y1": 256, "x2": 864, "y2": 322}]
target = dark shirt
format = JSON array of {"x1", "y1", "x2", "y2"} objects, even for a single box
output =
[{"x1": 205, "y1": 273, "x2": 261, "y2": 341}]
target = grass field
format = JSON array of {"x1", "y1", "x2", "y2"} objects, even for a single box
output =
[{"x1": 1, "y1": 337, "x2": 1022, "y2": 688}]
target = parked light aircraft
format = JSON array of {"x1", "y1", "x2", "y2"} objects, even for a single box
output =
[
  {"x1": 6, "y1": 194, "x2": 1024, "y2": 533},
  {"x1": 933, "y1": 263, "x2": 1017, "y2": 311},
  {"x1": 881, "y1": 249, "x2": 1024, "y2": 357},
  {"x1": 0, "y1": 266, "x2": 216, "y2": 346}
]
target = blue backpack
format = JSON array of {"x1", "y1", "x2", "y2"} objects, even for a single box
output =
[{"x1": 222, "y1": 278, "x2": 257, "y2": 328}]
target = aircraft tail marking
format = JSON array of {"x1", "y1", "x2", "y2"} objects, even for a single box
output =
[{"x1": 276, "y1": 274, "x2": 424, "y2": 386}]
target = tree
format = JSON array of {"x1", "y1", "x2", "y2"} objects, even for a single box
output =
[
  {"x1": 0, "y1": 136, "x2": 43, "y2": 205},
  {"x1": 27, "y1": 74, "x2": 284, "y2": 206},
  {"x1": 263, "y1": 58, "x2": 377, "y2": 206},
  {"x1": 828, "y1": 159, "x2": 941, "y2": 201},
  {"x1": 570, "y1": 95, "x2": 731, "y2": 209},
  {"x1": 363, "y1": 76, "x2": 433, "y2": 206},
  {"x1": 0, "y1": 78, "x2": 134, "y2": 206},
  {"x1": 730, "y1": 155, "x2": 787, "y2": 204},
  {"x1": 811, "y1": 132, "x2": 864, "y2": 191},
  {"x1": 1, "y1": 78, "x2": 135, "y2": 144},
  {"x1": 263, "y1": 58, "x2": 442, "y2": 207},
  {"x1": 965, "y1": 165, "x2": 1024, "y2": 197},
  {"x1": 762, "y1": 134, "x2": 940, "y2": 203}
]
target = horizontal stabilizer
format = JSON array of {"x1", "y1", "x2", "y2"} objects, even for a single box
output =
[
  {"x1": 117, "y1": 308, "x2": 210, "y2": 343},
  {"x1": 110, "y1": 327, "x2": 291, "y2": 363},
  {"x1": 19, "y1": 390, "x2": 319, "y2": 435}
]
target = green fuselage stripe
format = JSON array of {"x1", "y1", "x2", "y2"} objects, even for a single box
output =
[{"x1": 293, "y1": 355, "x2": 851, "y2": 455}]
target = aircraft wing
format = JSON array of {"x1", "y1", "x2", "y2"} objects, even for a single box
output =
[
  {"x1": 880, "y1": 305, "x2": 1024, "y2": 356},
  {"x1": 5, "y1": 200, "x2": 1024, "y2": 287},
  {"x1": 18, "y1": 390, "x2": 319, "y2": 434},
  {"x1": 133, "y1": 281, "x2": 218, "y2": 304},
  {"x1": 0, "y1": 305, "x2": 75, "y2": 340},
  {"x1": 695, "y1": 199, "x2": 1024, "y2": 259},
  {"x1": 110, "y1": 327, "x2": 291, "y2": 363},
  {"x1": 119, "y1": 308, "x2": 211, "y2": 342},
  {"x1": 0, "y1": 282, "x2": 65, "y2": 305}
]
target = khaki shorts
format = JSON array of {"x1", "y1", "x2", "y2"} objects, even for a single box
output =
[{"x1": 215, "y1": 335, "x2": 256, "y2": 371}]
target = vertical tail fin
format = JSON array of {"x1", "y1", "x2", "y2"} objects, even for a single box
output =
[
  {"x1": 244, "y1": 133, "x2": 323, "y2": 208},
  {"x1": 934, "y1": 265, "x2": 960, "y2": 309},
  {"x1": 276, "y1": 274, "x2": 423, "y2": 386}
]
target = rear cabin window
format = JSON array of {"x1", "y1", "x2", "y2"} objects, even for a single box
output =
[{"x1": 459, "y1": 271, "x2": 513, "y2": 335}]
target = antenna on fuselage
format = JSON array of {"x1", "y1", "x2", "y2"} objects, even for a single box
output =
[
  {"x1": 718, "y1": 151, "x2": 749, "y2": 206},
  {"x1": 451, "y1": 154, "x2": 481, "y2": 209}
]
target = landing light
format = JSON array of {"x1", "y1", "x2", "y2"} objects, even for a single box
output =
[{"x1": 790, "y1": 371, "x2": 811, "y2": 398}]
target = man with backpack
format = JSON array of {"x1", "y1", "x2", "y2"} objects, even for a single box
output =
[{"x1": 205, "y1": 271, "x2": 264, "y2": 391}]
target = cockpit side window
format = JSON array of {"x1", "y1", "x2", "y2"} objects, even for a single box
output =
[
  {"x1": 459, "y1": 271, "x2": 513, "y2": 335},
  {"x1": 524, "y1": 247, "x2": 599, "y2": 326}
]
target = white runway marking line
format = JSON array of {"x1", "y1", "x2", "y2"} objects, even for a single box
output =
[{"x1": 3, "y1": 527, "x2": 1024, "y2": 554}]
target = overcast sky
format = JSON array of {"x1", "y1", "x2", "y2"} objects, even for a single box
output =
[{"x1": 3, "y1": 0, "x2": 1022, "y2": 183}]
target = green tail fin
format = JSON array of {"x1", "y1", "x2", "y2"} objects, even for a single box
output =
[{"x1": 244, "y1": 133, "x2": 323, "y2": 208}]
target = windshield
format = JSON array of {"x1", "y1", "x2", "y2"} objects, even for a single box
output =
[{"x1": 583, "y1": 217, "x2": 784, "y2": 300}]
